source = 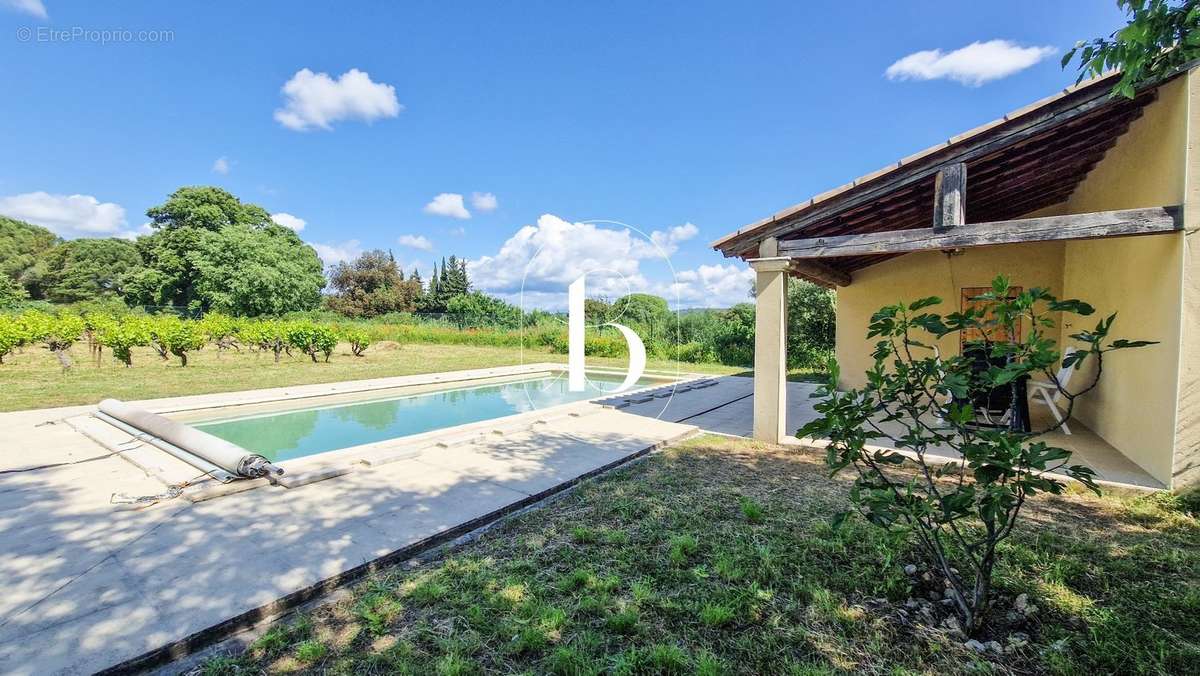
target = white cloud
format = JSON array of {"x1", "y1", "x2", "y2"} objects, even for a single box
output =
[
  {"x1": 646, "y1": 222, "x2": 698, "y2": 256},
  {"x1": 271, "y1": 212, "x2": 306, "y2": 232},
  {"x1": 660, "y1": 263, "x2": 755, "y2": 309},
  {"x1": 397, "y1": 234, "x2": 434, "y2": 251},
  {"x1": 3, "y1": 0, "x2": 47, "y2": 18},
  {"x1": 885, "y1": 40, "x2": 1056, "y2": 87},
  {"x1": 469, "y1": 214, "x2": 712, "y2": 309},
  {"x1": 212, "y1": 157, "x2": 231, "y2": 175},
  {"x1": 447, "y1": 226, "x2": 466, "y2": 237},
  {"x1": 470, "y1": 192, "x2": 498, "y2": 212},
  {"x1": 308, "y1": 239, "x2": 362, "y2": 266},
  {"x1": 423, "y1": 192, "x2": 471, "y2": 219},
  {"x1": 274, "y1": 68, "x2": 403, "y2": 131},
  {"x1": 0, "y1": 191, "x2": 129, "y2": 239}
]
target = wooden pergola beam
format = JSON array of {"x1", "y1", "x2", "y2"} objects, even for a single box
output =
[
  {"x1": 932, "y1": 163, "x2": 966, "y2": 231},
  {"x1": 790, "y1": 259, "x2": 852, "y2": 288},
  {"x1": 777, "y1": 206, "x2": 1182, "y2": 259},
  {"x1": 722, "y1": 83, "x2": 1142, "y2": 254}
]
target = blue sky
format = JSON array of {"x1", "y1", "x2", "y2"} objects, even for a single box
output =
[{"x1": 0, "y1": 1, "x2": 1128, "y2": 308}]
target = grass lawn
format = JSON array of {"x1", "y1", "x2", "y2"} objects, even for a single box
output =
[
  {"x1": 200, "y1": 435, "x2": 1199, "y2": 675},
  {"x1": 0, "y1": 342, "x2": 745, "y2": 412}
]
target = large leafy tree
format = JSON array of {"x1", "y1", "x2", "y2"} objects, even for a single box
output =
[
  {"x1": 1064, "y1": 0, "x2": 1200, "y2": 97},
  {"x1": 326, "y1": 249, "x2": 423, "y2": 317},
  {"x1": 145, "y1": 185, "x2": 274, "y2": 231},
  {"x1": 189, "y1": 224, "x2": 325, "y2": 316},
  {"x1": 0, "y1": 216, "x2": 59, "y2": 298},
  {"x1": 787, "y1": 280, "x2": 836, "y2": 369},
  {"x1": 127, "y1": 186, "x2": 324, "y2": 314},
  {"x1": 0, "y1": 273, "x2": 27, "y2": 310},
  {"x1": 34, "y1": 238, "x2": 143, "y2": 303}
]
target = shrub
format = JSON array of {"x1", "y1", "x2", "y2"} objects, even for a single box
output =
[
  {"x1": 200, "y1": 312, "x2": 239, "y2": 355},
  {"x1": 673, "y1": 341, "x2": 714, "y2": 364},
  {"x1": 97, "y1": 316, "x2": 153, "y2": 367},
  {"x1": 800, "y1": 275, "x2": 1154, "y2": 634},
  {"x1": 341, "y1": 326, "x2": 371, "y2": 356},
  {"x1": 287, "y1": 322, "x2": 338, "y2": 363},
  {"x1": 0, "y1": 314, "x2": 25, "y2": 363},
  {"x1": 239, "y1": 319, "x2": 288, "y2": 362},
  {"x1": 23, "y1": 311, "x2": 85, "y2": 371},
  {"x1": 152, "y1": 316, "x2": 206, "y2": 366}
]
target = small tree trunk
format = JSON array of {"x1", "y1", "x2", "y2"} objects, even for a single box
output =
[
  {"x1": 309, "y1": 351, "x2": 318, "y2": 363},
  {"x1": 54, "y1": 349, "x2": 72, "y2": 372}
]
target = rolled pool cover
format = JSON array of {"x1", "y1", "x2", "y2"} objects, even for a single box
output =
[{"x1": 97, "y1": 399, "x2": 284, "y2": 480}]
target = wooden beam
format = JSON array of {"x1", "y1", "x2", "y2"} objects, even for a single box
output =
[
  {"x1": 777, "y1": 206, "x2": 1182, "y2": 259},
  {"x1": 933, "y1": 163, "x2": 966, "y2": 231},
  {"x1": 716, "y1": 85, "x2": 1155, "y2": 256},
  {"x1": 790, "y1": 259, "x2": 852, "y2": 287}
]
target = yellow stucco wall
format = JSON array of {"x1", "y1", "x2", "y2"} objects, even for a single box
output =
[
  {"x1": 836, "y1": 241, "x2": 1066, "y2": 383},
  {"x1": 1176, "y1": 71, "x2": 1200, "y2": 488},
  {"x1": 1053, "y1": 76, "x2": 1187, "y2": 485},
  {"x1": 834, "y1": 75, "x2": 1189, "y2": 486}
]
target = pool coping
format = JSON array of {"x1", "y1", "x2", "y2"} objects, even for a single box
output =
[{"x1": 78, "y1": 362, "x2": 708, "y2": 501}]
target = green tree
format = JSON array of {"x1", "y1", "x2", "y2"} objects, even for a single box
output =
[
  {"x1": 446, "y1": 291, "x2": 521, "y2": 329},
  {"x1": 799, "y1": 276, "x2": 1154, "y2": 634},
  {"x1": 146, "y1": 185, "x2": 274, "y2": 231},
  {"x1": 0, "y1": 273, "x2": 28, "y2": 310},
  {"x1": 1064, "y1": 0, "x2": 1200, "y2": 98},
  {"x1": 583, "y1": 297, "x2": 614, "y2": 326},
  {"x1": 35, "y1": 238, "x2": 143, "y2": 303},
  {"x1": 189, "y1": 224, "x2": 325, "y2": 316},
  {"x1": 612, "y1": 293, "x2": 672, "y2": 338},
  {"x1": 787, "y1": 280, "x2": 836, "y2": 369},
  {"x1": 0, "y1": 216, "x2": 59, "y2": 298},
  {"x1": 326, "y1": 249, "x2": 422, "y2": 317},
  {"x1": 710, "y1": 303, "x2": 755, "y2": 366},
  {"x1": 128, "y1": 186, "x2": 323, "y2": 314}
]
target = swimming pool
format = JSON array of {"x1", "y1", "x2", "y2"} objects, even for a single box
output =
[{"x1": 193, "y1": 374, "x2": 658, "y2": 462}]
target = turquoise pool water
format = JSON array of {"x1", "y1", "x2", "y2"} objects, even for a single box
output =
[{"x1": 193, "y1": 374, "x2": 655, "y2": 462}]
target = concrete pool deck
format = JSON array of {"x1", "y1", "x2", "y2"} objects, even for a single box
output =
[
  {"x1": 1, "y1": 368, "x2": 1160, "y2": 674},
  {"x1": 0, "y1": 365, "x2": 698, "y2": 675}
]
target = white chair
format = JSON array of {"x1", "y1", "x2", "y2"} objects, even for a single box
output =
[{"x1": 1028, "y1": 347, "x2": 1076, "y2": 435}]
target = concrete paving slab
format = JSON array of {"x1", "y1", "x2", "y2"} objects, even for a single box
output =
[{"x1": 0, "y1": 371, "x2": 696, "y2": 675}]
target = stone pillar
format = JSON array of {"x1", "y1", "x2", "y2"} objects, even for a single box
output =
[{"x1": 750, "y1": 256, "x2": 790, "y2": 443}]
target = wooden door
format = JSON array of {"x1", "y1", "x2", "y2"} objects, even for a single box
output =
[{"x1": 960, "y1": 286, "x2": 1022, "y2": 349}]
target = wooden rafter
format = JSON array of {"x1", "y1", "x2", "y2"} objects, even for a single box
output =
[{"x1": 776, "y1": 206, "x2": 1183, "y2": 259}]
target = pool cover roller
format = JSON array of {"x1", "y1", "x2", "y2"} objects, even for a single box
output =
[{"x1": 96, "y1": 398, "x2": 285, "y2": 481}]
